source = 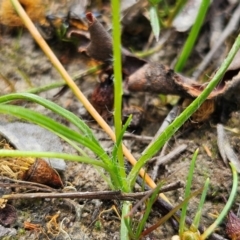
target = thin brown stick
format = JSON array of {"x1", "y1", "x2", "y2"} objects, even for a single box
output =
[
  {"x1": 0, "y1": 177, "x2": 55, "y2": 192},
  {"x1": 193, "y1": 4, "x2": 240, "y2": 79},
  {"x1": 151, "y1": 144, "x2": 187, "y2": 180},
  {"x1": 123, "y1": 133, "x2": 153, "y2": 142},
  {"x1": 0, "y1": 183, "x2": 53, "y2": 193},
  {"x1": 151, "y1": 144, "x2": 188, "y2": 165},
  {"x1": 2, "y1": 182, "x2": 183, "y2": 200},
  {"x1": 143, "y1": 105, "x2": 180, "y2": 154},
  {"x1": 217, "y1": 123, "x2": 240, "y2": 172}
]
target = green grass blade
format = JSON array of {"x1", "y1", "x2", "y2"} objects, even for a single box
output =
[
  {"x1": 191, "y1": 177, "x2": 210, "y2": 231},
  {"x1": 0, "y1": 104, "x2": 107, "y2": 161},
  {"x1": 26, "y1": 65, "x2": 101, "y2": 94},
  {"x1": 201, "y1": 163, "x2": 238, "y2": 239},
  {"x1": 121, "y1": 201, "x2": 131, "y2": 240},
  {"x1": 128, "y1": 33, "x2": 240, "y2": 188},
  {"x1": 112, "y1": 115, "x2": 132, "y2": 191},
  {"x1": 136, "y1": 182, "x2": 163, "y2": 237},
  {"x1": 112, "y1": 115, "x2": 132, "y2": 160},
  {"x1": 149, "y1": 5, "x2": 161, "y2": 42},
  {"x1": 0, "y1": 104, "x2": 125, "y2": 189},
  {"x1": 179, "y1": 149, "x2": 198, "y2": 236},
  {"x1": 0, "y1": 93, "x2": 100, "y2": 146},
  {"x1": 140, "y1": 188, "x2": 203, "y2": 237},
  {"x1": 0, "y1": 150, "x2": 108, "y2": 169},
  {"x1": 174, "y1": 0, "x2": 211, "y2": 72}
]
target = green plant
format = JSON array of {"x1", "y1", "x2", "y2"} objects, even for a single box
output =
[
  {"x1": 148, "y1": 0, "x2": 162, "y2": 41},
  {"x1": 148, "y1": 0, "x2": 189, "y2": 30},
  {"x1": 135, "y1": 152, "x2": 238, "y2": 239},
  {"x1": 124, "y1": 182, "x2": 164, "y2": 239},
  {"x1": 176, "y1": 161, "x2": 238, "y2": 240},
  {"x1": 1, "y1": 0, "x2": 240, "y2": 239},
  {"x1": 174, "y1": 0, "x2": 211, "y2": 72}
]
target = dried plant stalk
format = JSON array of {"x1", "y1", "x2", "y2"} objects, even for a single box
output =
[{"x1": 0, "y1": 142, "x2": 35, "y2": 179}]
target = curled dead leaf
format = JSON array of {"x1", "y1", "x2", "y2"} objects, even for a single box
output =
[
  {"x1": 127, "y1": 61, "x2": 240, "y2": 122},
  {"x1": 79, "y1": 12, "x2": 113, "y2": 63},
  {"x1": 0, "y1": 142, "x2": 63, "y2": 188},
  {"x1": 76, "y1": 12, "x2": 146, "y2": 74}
]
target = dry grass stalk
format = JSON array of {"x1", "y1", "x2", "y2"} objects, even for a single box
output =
[{"x1": 0, "y1": 141, "x2": 35, "y2": 179}]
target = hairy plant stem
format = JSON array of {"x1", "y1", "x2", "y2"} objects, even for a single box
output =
[{"x1": 111, "y1": 0, "x2": 126, "y2": 191}]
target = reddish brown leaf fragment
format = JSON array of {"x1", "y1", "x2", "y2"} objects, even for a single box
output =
[
  {"x1": 24, "y1": 221, "x2": 42, "y2": 231},
  {"x1": 90, "y1": 70, "x2": 114, "y2": 121},
  {"x1": 226, "y1": 211, "x2": 240, "y2": 240}
]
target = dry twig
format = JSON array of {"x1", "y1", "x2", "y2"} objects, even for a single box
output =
[
  {"x1": 193, "y1": 4, "x2": 240, "y2": 79},
  {"x1": 2, "y1": 182, "x2": 183, "y2": 200}
]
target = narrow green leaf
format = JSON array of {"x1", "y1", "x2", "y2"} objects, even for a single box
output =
[
  {"x1": 0, "y1": 104, "x2": 108, "y2": 161},
  {"x1": 174, "y1": 0, "x2": 211, "y2": 72},
  {"x1": 149, "y1": 0, "x2": 162, "y2": 5},
  {"x1": 112, "y1": 115, "x2": 132, "y2": 191},
  {"x1": 0, "y1": 93, "x2": 100, "y2": 146},
  {"x1": 111, "y1": 0, "x2": 125, "y2": 193},
  {"x1": 121, "y1": 201, "x2": 131, "y2": 240},
  {"x1": 191, "y1": 178, "x2": 210, "y2": 231},
  {"x1": 136, "y1": 182, "x2": 163, "y2": 237},
  {"x1": 149, "y1": 6, "x2": 160, "y2": 42},
  {"x1": 112, "y1": 115, "x2": 132, "y2": 160},
  {"x1": 0, "y1": 150, "x2": 108, "y2": 169},
  {"x1": 179, "y1": 149, "x2": 198, "y2": 236},
  {"x1": 201, "y1": 163, "x2": 238, "y2": 239}
]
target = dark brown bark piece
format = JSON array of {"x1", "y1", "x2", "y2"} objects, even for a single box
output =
[
  {"x1": 127, "y1": 62, "x2": 240, "y2": 106},
  {"x1": 127, "y1": 63, "x2": 196, "y2": 97}
]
